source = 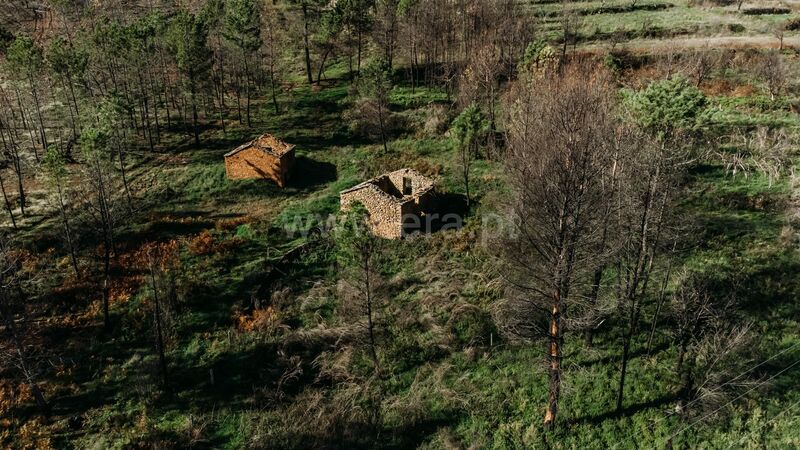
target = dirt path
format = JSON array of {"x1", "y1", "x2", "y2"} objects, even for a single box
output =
[{"x1": 581, "y1": 35, "x2": 800, "y2": 55}]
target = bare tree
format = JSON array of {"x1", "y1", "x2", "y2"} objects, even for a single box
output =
[
  {"x1": 77, "y1": 125, "x2": 127, "y2": 331},
  {"x1": 140, "y1": 241, "x2": 180, "y2": 388},
  {"x1": 43, "y1": 146, "x2": 80, "y2": 278},
  {"x1": 373, "y1": 0, "x2": 400, "y2": 70},
  {"x1": 613, "y1": 130, "x2": 680, "y2": 412},
  {"x1": 0, "y1": 90, "x2": 27, "y2": 217},
  {"x1": 557, "y1": 4, "x2": 582, "y2": 66},
  {"x1": 261, "y1": 0, "x2": 285, "y2": 114},
  {"x1": 501, "y1": 64, "x2": 617, "y2": 428},
  {"x1": 336, "y1": 203, "x2": 386, "y2": 379},
  {"x1": 757, "y1": 51, "x2": 787, "y2": 101},
  {"x1": 348, "y1": 60, "x2": 393, "y2": 153},
  {"x1": 773, "y1": 23, "x2": 786, "y2": 51},
  {"x1": 458, "y1": 43, "x2": 502, "y2": 148},
  {"x1": 669, "y1": 270, "x2": 756, "y2": 418},
  {"x1": 685, "y1": 49, "x2": 730, "y2": 88},
  {"x1": 0, "y1": 161, "x2": 17, "y2": 229},
  {"x1": 614, "y1": 76, "x2": 708, "y2": 411},
  {"x1": 583, "y1": 127, "x2": 627, "y2": 347}
]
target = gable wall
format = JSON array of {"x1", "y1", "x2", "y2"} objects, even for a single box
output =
[
  {"x1": 387, "y1": 171, "x2": 432, "y2": 197},
  {"x1": 225, "y1": 147, "x2": 293, "y2": 187},
  {"x1": 340, "y1": 187, "x2": 403, "y2": 239}
]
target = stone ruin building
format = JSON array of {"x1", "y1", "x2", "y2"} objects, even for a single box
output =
[
  {"x1": 339, "y1": 168, "x2": 436, "y2": 239},
  {"x1": 224, "y1": 134, "x2": 295, "y2": 187}
]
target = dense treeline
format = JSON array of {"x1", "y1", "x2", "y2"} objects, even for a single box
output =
[{"x1": 0, "y1": 0, "x2": 532, "y2": 224}]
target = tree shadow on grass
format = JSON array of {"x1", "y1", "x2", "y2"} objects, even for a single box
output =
[
  {"x1": 575, "y1": 341, "x2": 670, "y2": 369},
  {"x1": 567, "y1": 392, "x2": 676, "y2": 427},
  {"x1": 273, "y1": 415, "x2": 459, "y2": 450},
  {"x1": 119, "y1": 216, "x2": 217, "y2": 247},
  {"x1": 164, "y1": 340, "x2": 285, "y2": 409}
]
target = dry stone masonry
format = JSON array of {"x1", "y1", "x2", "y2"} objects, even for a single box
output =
[
  {"x1": 224, "y1": 134, "x2": 295, "y2": 187},
  {"x1": 340, "y1": 168, "x2": 436, "y2": 239}
]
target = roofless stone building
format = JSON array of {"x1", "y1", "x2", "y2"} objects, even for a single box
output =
[
  {"x1": 224, "y1": 134, "x2": 295, "y2": 187},
  {"x1": 340, "y1": 168, "x2": 436, "y2": 239}
]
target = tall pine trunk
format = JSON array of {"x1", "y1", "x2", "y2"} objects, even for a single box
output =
[
  {"x1": 56, "y1": 182, "x2": 79, "y2": 278},
  {"x1": 0, "y1": 173, "x2": 16, "y2": 229},
  {"x1": 29, "y1": 77, "x2": 47, "y2": 161},
  {"x1": 302, "y1": 4, "x2": 313, "y2": 85},
  {"x1": 148, "y1": 256, "x2": 169, "y2": 387},
  {"x1": 244, "y1": 56, "x2": 252, "y2": 128}
]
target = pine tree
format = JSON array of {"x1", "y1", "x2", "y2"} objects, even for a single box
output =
[
  {"x1": 6, "y1": 36, "x2": 48, "y2": 160},
  {"x1": 171, "y1": 11, "x2": 213, "y2": 145},
  {"x1": 224, "y1": 0, "x2": 262, "y2": 127},
  {"x1": 43, "y1": 146, "x2": 80, "y2": 278}
]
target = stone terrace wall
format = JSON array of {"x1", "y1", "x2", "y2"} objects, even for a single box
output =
[
  {"x1": 340, "y1": 185, "x2": 403, "y2": 239},
  {"x1": 225, "y1": 146, "x2": 293, "y2": 187}
]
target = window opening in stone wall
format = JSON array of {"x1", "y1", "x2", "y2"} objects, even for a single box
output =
[{"x1": 403, "y1": 177, "x2": 412, "y2": 195}]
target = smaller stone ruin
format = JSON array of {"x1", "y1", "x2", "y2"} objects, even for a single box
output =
[{"x1": 224, "y1": 134, "x2": 295, "y2": 187}]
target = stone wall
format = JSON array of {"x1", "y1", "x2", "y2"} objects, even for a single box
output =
[
  {"x1": 225, "y1": 147, "x2": 294, "y2": 187},
  {"x1": 386, "y1": 169, "x2": 432, "y2": 197},
  {"x1": 340, "y1": 185, "x2": 404, "y2": 239},
  {"x1": 340, "y1": 168, "x2": 437, "y2": 239}
]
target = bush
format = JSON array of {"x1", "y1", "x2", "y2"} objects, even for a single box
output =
[
  {"x1": 783, "y1": 18, "x2": 800, "y2": 31},
  {"x1": 741, "y1": 7, "x2": 791, "y2": 15},
  {"x1": 625, "y1": 76, "x2": 709, "y2": 135},
  {"x1": 384, "y1": 322, "x2": 447, "y2": 371},
  {"x1": 688, "y1": 0, "x2": 735, "y2": 5},
  {"x1": 728, "y1": 23, "x2": 746, "y2": 33},
  {"x1": 344, "y1": 97, "x2": 401, "y2": 141},
  {"x1": 235, "y1": 223, "x2": 254, "y2": 239},
  {"x1": 0, "y1": 26, "x2": 12, "y2": 53},
  {"x1": 188, "y1": 230, "x2": 215, "y2": 255},
  {"x1": 449, "y1": 304, "x2": 496, "y2": 348},
  {"x1": 603, "y1": 52, "x2": 625, "y2": 75}
]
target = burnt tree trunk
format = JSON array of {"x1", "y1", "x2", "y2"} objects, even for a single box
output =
[{"x1": 544, "y1": 298, "x2": 562, "y2": 429}]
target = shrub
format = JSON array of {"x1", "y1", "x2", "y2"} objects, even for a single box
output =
[
  {"x1": 449, "y1": 304, "x2": 496, "y2": 348},
  {"x1": 625, "y1": 76, "x2": 710, "y2": 136},
  {"x1": 188, "y1": 230, "x2": 242, "y2": 256},
  {"x1": 236, "y1": 306, "x2": 283, "y2": 333},
  {"x1": 188, "y1": 230, "x2": 215, "y2": 255},
  {"x1": 782, "y1": 18, "x2": 800, "y2": 31},
  {"x1": 215, "y1": 216, "x2": 250, "y2": 230},
  {"x1": 0, "y1": 26, "x2": 12, "y2": 53},
  {"x1": 741, "y1": 7, "x2": 791, "y2": 15},
  {"x1": 235, "y1": 223, "x2": 254, "y2": 239},
  {"x1": 728, "y1": 23, "x2": 746, "y2": 33},
  {"x1": 603, "y1": 52, "x2": 625, "y2": 75}
]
